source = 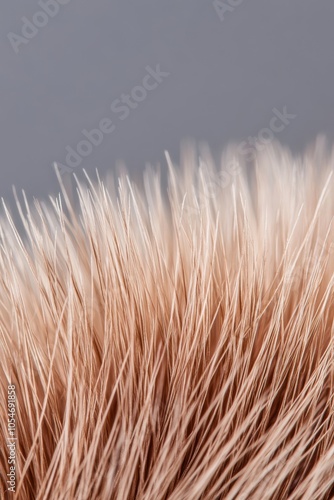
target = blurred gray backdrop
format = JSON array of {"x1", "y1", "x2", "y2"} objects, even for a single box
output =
[{"x1": 1, "y1": 0, "x2": 334, "y2": 206}]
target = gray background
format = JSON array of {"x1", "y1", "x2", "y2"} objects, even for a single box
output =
[{"x1": 1, "y1": 0, "x2": 334, "y2": 207}]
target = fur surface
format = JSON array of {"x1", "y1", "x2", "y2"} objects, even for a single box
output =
[{"x1": 1, "y1": 143, "x2": 334, "y2": 499}]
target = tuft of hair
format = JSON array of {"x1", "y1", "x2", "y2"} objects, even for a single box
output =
[{"x1": 1, "y1": 141, "x2": 334, "y2": 499}]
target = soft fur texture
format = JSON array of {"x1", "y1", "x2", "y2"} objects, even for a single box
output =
[{"x1": 0, "y1": 142, "x2": 334, "y2": 499}]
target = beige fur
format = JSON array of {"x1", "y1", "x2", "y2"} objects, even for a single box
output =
[{"x1": 1, "y1": 142, "x2": 334, "y2": 499}]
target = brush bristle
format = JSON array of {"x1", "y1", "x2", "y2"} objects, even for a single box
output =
[{"x1": 1, "y1": 143, "x2": 334, "y2": 499}]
